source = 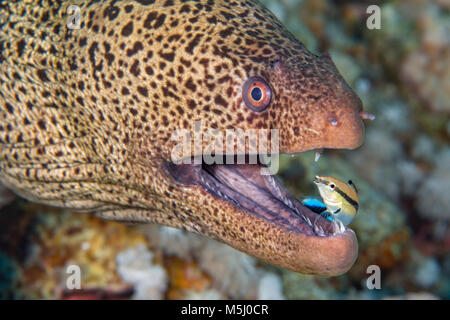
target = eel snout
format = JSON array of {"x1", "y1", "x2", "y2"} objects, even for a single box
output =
[
  {"x1": 166, "y1": 161, "x2": 358, "y2": 276},
  {"x1": 275, "y1": 55, "x2": 366, "y2": 154},
  {"x1": 323, "y1": 106, "x2": 365, "y2": 151}
]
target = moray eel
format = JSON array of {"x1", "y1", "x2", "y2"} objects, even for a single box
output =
[{"x1": 0, "y1": 0, "x2": 365, "y2": 275}]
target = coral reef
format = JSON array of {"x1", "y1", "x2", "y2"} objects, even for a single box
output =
[
  {"x1": 399, "y1": 1, "x2": 450, "y2": 114},
  {"x1": 11, "y1": 209, "x2": 149, "y2": 299},
  {"x1": 0, "y1": 251, "x2": 19, "y2": 299},
  {"x1": 416, "y1": 150, "x2": 450, "y2": 220},
  {"x1": 282, "y1": 273, "x2": 338, "y2": 300},
  {"x1": 165, "y1": 256, "x2": 213, "y2": 300},
  {"x1": 270, "y1": 0, "x2": 448, "y2": 299},
  {"x1": 257, "y1": 272, "x2": 285, "y2": 300},
  {"x1": 116, "y1": 245, "x2": 168, "y2": 300},
  {"x1": 141, "y1": 225, "x2": 205, "y2": 259},
  {"x1": 196, "y1": 240, "x2": 260, "y2": 299}
]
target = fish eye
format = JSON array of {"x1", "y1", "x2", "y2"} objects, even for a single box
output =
[
  {"x1": 330, "y1": 184, "x2": 335, "y2": 189},
  {"x1": 243, "y1": 76, "x2": 272, "y2": 112},
  {"x1": 348, "y1": 180, "x2": 353, "y2": 185}
]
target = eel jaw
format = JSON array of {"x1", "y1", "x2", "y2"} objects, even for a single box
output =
[{"x1": 165, "y1": 159, "x2": 358, "y2": 276}]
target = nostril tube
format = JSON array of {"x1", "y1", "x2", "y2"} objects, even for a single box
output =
[{"x1": 360, "y1": 111, "x2": 376, "y2": 121}]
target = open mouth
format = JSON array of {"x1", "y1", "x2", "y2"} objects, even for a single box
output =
[{"x1": 165, "y1": 155, "x2": 344, "y2": 238}]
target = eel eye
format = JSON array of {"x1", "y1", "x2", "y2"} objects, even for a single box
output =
[{"x1": 243, "y1": 76, "x2": 272, "y2": 112}]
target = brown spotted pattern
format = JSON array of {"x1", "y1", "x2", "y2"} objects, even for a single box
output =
[{"x1": 0, "y1": 0, "x2": 364, "y2": 275}]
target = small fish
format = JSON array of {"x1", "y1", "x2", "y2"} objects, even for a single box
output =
[
  {"x1": 312, "y1": 176, "x2": 359, "y2": 226},
  {"x1": 302, "y1": 198, "x2": 334, "y2": 224},
  {"x1": 302, "y1": 198, "x2": 327, "y2": 214}
]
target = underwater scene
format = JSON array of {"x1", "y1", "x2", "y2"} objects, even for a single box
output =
[{"x1": 0, "y1": 0, "x2": 449, "y2": 300}]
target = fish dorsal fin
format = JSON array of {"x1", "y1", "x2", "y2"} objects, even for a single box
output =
[{"x1": 347, "y1": 180, "x2": 358, "y2": 194}]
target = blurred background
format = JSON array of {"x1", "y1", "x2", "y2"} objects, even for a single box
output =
[{"x1": 0, "y1": 0, "x2": 449, "y2": 299}]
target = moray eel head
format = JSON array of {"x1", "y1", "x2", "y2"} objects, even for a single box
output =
[{"x1": 270, "y1": 53, "x2": 365, "y2": 153}]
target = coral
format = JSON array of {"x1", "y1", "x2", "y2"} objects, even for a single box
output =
[
  {"x1": 143, "y1": 224, "x2": 267, "y2": 299},
  {"x1": 165, "y1": 256, "x2": 212, "y2": 299},
  {"x1": 0, "y1": 251, "x2": 19, "y2": 299},
  {"x1": 400, "y1": 2, "x2": 450, "y2": 114},
  {"x1": 282, "y1": 272, "x2": 338, "y2": 300},
  {"x1": 7, "y1": 207, "x2": 279, "y2": 299},
  {"x1": 349, "y1": 229, "x2": 410, "y2": 279},
  {"x1": 183, "y1": 289, "x2": 224, "y2": 300},
  {"x1": 18, "y1": 211, "x2": 148, "y2": 299},
  {"x1": 384, "y1": 292, "x2": 440, "y2": 300},
  {"x1": 257, "y1": 272, "x2": 285, "y2": 300},
  {"x1": 116, "y1": 245, "x2": 168, "y2": 300},
  {"x1": 416, "y1": 149, "x2": 450, "y2": 220},
  {"x1": 412, "y1": 255, "x2": 441, "y2": 288},
  {"x1": 411, "y1": 135, "x2": 438, "y2": 164},
  {"x1": 140, "y1": 225, "x2": 204, "y2": 259},
  {"x1": 142, "y1": 225, "x2": 264, "y2": 299},
  {"x1": 196, "y1": 240, "x2": 260, "y2": 299},
  {"x1": 396, "y1": 160, "x2": 425, "y2": 197},
  {"x1": 374, "y1": 98, "x2": 414, "y2": 135}
]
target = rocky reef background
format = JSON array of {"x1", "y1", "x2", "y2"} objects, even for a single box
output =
[{"x1": 0, "y1": 0, "x2": 449, "y2": 299}]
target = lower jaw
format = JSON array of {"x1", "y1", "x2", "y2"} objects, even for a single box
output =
[{"x1": 164, "y1": 158, "x2": 358, "y2": 275}]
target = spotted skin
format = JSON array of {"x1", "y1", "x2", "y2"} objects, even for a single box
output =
[{"x1": 0, "y1": 0, "x2": 364, "y2": 275}]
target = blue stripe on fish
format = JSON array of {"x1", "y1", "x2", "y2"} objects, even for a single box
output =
[{"x1": 302, "y1": 198, "x2": 327, "y2": 214}]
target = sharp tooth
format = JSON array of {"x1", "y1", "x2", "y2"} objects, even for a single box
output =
[
  {"x1": 287, "y1": 199, "x2": 293, "y2": 210},
  {"x1": 339, "y1": 220, "x2": 346, "y2": 233},
  {"x1": 305, "y1": 216, "x2": 311, "y2": 226},
  {"x1": 314, "y1": 149, "x2": 323, "y2": 162},
  {"x1": 314, "y1": 224, "x2": 325, "y2": 237}
]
